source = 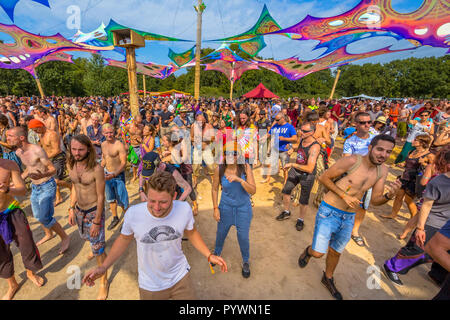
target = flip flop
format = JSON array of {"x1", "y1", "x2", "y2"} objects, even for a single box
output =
[{"x1": 351, "y1": 235, "x2": 366, "y2": 247}]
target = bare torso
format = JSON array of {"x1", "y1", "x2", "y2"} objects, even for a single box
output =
[
  {"x1": 101, "y1": 140, "x2": 125, "y2": 173},
  {"x1": 323, "y1": 161, "x2": 384, "y2": 213},
  {"x1": 0, "y1": 164, "x2": 14, "y2": 211},
  {"x1": 40, "y1": 130, "x2": 62, "y2": 159},
  {"x1": 128, "y1": 123, "x2": 143, "y2": 147},
  {"x1": 68, "y1": 164, "x2": 99, "y2": 210},
  {"x1": 16, "y1": 144, "x2": 53, "y2": 185}
]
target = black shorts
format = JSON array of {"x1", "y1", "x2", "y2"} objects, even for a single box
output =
[
  {"x1": 400, "y1": 178, "x2": 416, "y2": 198},
  {"x1": 51, "y1": 152, "x2": 66, "y2": 180},
  {"x1": 282, "y1": 168, "x2": 316, "y2": 205}
]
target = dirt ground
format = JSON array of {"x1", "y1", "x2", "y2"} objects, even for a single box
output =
[{"x1": 1, "y1": 138, "x2": 441, "y2": 300}]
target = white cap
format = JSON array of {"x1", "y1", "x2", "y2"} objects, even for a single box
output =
[{"x1": 168, "y1": 105, "x2": 175, "y2": 113}]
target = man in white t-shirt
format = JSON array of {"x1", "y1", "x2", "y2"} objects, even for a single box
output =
[{"x1": 82, "y1": 171, "x2": 227, "y2": 300}]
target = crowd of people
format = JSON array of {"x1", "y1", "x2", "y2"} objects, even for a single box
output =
[{"x1": 0, "y1": 94, "x2": 449, "y2": 300}]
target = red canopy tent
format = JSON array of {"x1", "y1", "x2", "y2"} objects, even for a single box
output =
[{"x1": 242, "y1": 83, "x2": 279, "y2": 99}]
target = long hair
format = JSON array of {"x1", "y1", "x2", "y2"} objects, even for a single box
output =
[
  {"x1": 67, "y1": 134, "x2": 97, "y2": 171},
  {"x1": 435, "y1": 145, "x2": 450, "y2": 174}
]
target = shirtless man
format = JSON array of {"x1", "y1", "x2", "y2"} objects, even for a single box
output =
[
  {"x1": 35, "y1": 106, "x2": 58, "y2": 132},
  {"x1": 80, "y1": 106, "x2": 92, "y2": 136},
  {"x1": 297, "y1": 134, "x2": 402, "y2": 300},
  {"x1": 28, "y1": 119, "x2": 71, "y2": 206},
  {"x1": 7, "y1": 126, "x2": 70, "y2": 254},
  {"x1": 191, "y1": 113, "x2": 215, "y2": 189},
  {"x1": 0, "y1": 159, "x2": 44, "y2": 300},
  {"x1": 123, "y1": 115, "x2": 144, "y2": 181},
  {"x1": 67, "y1": 135, "x2": 109, "y2": 300},
  {"x1": 101, "y1": 124, "x2": 129, "y2": 230}
]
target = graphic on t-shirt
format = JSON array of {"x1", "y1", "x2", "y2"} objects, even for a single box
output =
[{"x1": 141, "y1": 226, "x2": 182, "y2": 244}]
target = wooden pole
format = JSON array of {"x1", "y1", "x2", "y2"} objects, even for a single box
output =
[
  {"x1": 143, "y1": 74, "x2": 146, "y2": 98},
  {"x1": 230, "y1": 62, "x2": 235, "y2": 101},
  {"x1": 329, "y1": 69, "x2": 341, "y2": 100},
  {"x1": 126, "y1": 46, "x2": 139, "y2": 118},
  {"x1": 34, "y1": 77, "x2": 44, "y2": 98},
  {"x1": 194, "y1": 0, "x2": 204, "y2": 101}
]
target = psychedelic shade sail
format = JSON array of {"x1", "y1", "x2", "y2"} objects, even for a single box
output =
[
  {"x1": 204, "y1": 60, "x2": 259, "y2": 82},
  {"x1": 254, "y1": 45, "x2": 418, "y2": 81},
  {"x1": 0, "y1": 0, "x2": 50, "y2": 22},
  {"x1": 70, "y1": 23, "x2": 125, "y2": 56},
  {"x1": 202, "y1": 43, "x2": 246, "y2": 63},
  {"x1": 105, "y1": 59, "x2": 178, "y2": 80},
  {"x1": 104, "y1": 20, "x2": 191, "y2": 43},
  {"x1": 210, "y1": 4, "x2": 290, "y2": 41},
  {"x1": 237, "y1": 36, "x2": 266, "y2": 57},
  {"x1": 0, "y1": 23, "x2": 97, "y2": 70},
  {"x1": 23, "y1": 51, "x2": 73, "y2": 78},
  {"x1": 271, "y1": 0, "x2": 450, "y2": 49},
  {"x1": 168, "y1": 46, "x2": 196, "y2": 67}
]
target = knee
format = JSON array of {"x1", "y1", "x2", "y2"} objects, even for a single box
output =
[
  {"x1": 310, "y1": 248, "x2": 325, "y2": 258},
  {"x1": 327, "y1": 247, "x2": 341, "y2": 257}
]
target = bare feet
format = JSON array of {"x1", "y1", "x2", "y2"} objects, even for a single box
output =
[
  {"x1": 36, "y1": 233, "x2": 56, "y2": 246},
  {"x1": 380, "y1": 214, "x2": 397, "y2": 219},
  {"x1": 87, "y1": 252, "x2": 95, "y2": 261},
  {"x1": 59, "y1": 236, "x2": 70, "y2": 255},
  {"x1": 97, "y1": 282, "x2": 109, "y2": 300},
  {"x1": 27, "y1": 272, "x2": 44, "y2": 287},
  {"x1": 2, "y1": 283, "x2": 19, "y2": 300},
  {"x1": 397, "y1": 234, "x2": 407, "y2": 240}
]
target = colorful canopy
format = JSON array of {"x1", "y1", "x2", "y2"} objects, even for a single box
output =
[
  {"x1": 242, "y1": 83, "x2": 279, "y2": 99},
  {"x1": 168, "y1": 46, "x2": 196, "y2": 67},
  {"x1": 105, "y1": 58, "x2": 178, "y2": 80},
  {"x1": 0, "y1": 0, "x2": 50, "y2": 22}
]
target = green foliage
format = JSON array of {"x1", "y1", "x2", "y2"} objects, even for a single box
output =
[{"x1": 0, "y1": 52, "x2": 447, "y2": 98}]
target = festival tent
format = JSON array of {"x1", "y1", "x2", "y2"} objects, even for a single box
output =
[
  {"x1": 242, "y1": 83, "x2": 279, "y2": 99},
  {"x1": 341, "y1": 94, "x2": 383, "y2": 101}
]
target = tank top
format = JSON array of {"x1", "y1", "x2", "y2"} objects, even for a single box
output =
[
  {"x1": 401, "y1": 151, "x2": 429, "y2": 181},
  {"x1": 220, "y1": 172, "x2": 251, "y2": 207},
  {"x1": 295, "y1": 139, "x2": 318, "y2": 175}
]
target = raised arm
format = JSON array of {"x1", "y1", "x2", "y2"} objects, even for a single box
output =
[{"x1": 172, "y1": 169, "x2": 192, "y2": 201}]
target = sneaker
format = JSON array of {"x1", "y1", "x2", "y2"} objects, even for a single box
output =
[
  {"x1": 296, "y1": 219, "x2": 304, "y2": 231},
  {"x1": 298, "y1": 246, "x2": 311, "y2": 268},
  {"x1": 321, "y1": 272, "x2": 343, "y2": 300},
  {"x1": 242, "y1": 262, "x2": 250, "y2": 278},
  {"x1": 276, "y1": 210, "x2": 291, "y2": 221},
  {"x1": 382, "y1": 264, "x2": 403, "y2": 286},
  {"x1": 107, "y1": 217, "x2": 120, "y2": 231}
]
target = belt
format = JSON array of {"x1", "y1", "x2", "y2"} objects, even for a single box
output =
[{"x1": 76, "y1": 205, "x2": 97, "y2": 234}]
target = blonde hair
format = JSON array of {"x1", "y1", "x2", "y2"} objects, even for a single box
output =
[
  {"x1": 91, "y1": 113, "x2": 101, "y2": 121},
  {"x1": 102, "y1": 123, "x2": 114, "y2": 131}
]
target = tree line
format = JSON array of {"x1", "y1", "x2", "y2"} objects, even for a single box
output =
[{"x1": 0, "y1": 49, "x2": 447, "y2": 99}]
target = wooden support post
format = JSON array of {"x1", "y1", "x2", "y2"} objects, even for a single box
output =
[
  {"x1": 35, "y1": 77, "x2": 44, "y2": 98},
  {"x1": 143, "y1": 74, "x2": 146, "y2": 98},
  {"x1": 329, "y1": 69, "x2": 341, "y2": 100},
  {"x1": 194, "y1": 0, "x2": 204, "y2": 100},
  {"x1": 126, "y1": 47, "x2": 139, "y2": 118}
]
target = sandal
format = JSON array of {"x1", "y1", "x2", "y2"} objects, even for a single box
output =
[
  {"x1": 351, "y1": 235, "x2": 366, "y2": 247},
  {"x1": 298, "y1": 245, "x2": 312, "y2": 268}
]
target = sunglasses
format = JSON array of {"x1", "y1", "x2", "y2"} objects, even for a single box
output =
[
  {"x1": 300, "y1": 129, "x2": 314, "y2": 133},
  {"x1": 225, "y1": 151, "x2": 238, "y2": 157},
  {"x1": 358, "y1": 121, "x2": 372, "y2": 125}
]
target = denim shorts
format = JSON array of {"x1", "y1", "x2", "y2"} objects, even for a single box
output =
[
  {"x1": 30, "y1": 178, "x2": 57, "y2": 228},
  {"x1": 311, "y1": 201, "x2": 356, "y2": 254},
  {"x1": 105, "y1": 171, "x2": 129, "y2": 209}
]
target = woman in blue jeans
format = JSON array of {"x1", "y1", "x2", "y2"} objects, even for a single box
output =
[{"x1": 211, "y1": 149, "x2": 256, "y2": 278}]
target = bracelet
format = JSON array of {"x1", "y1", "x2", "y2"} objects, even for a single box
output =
[
  {"x1": 93, "y1": 221, "x2": 101, "y2": 226},
  {"x1": 207, "y1": 253, "x2": 212, "y2": 262},
  {"x1": 416, "y1": 227, "x2": 425, "y2": 231},
  {"x1": 384, "y1": 193, "x2": 394, "y2": 200}
]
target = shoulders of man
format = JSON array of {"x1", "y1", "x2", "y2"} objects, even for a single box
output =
[{"x1": 0, "y1": 158, "x2": 20, "y2": 172}]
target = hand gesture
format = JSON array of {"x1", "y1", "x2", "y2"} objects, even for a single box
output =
[
  {"x1": 213, "y1": 208, "x2": 220, "y2": 222},
  {"x1": 90, "y1": 223, "x2": 101, "y2": 238},
  {"x1": 68, "y1": 208, "x2": 76, "y2": 226},
  {"x1": 283, "y1": 163, "x2": 292, "y2": 170},
  {"x1": 0, "y1": 182, "x2": 9, "y2": 193},
  {"x1": 386, "y1": 180, "x2": 402, "y2": 199},
  {"x1": 209, "y1": 255, "x2": 228, "y2": 272},
  {"x1": 105, "y1": 174, "x2": 114, "y2": 181},
  {"x1": 225, "y1": 174, "x2": 241, "y2": 183},
  {"x1": 342, "y1": 194, "x2": 362, "y2": 209},
  {"x1": 28, "y1": 170, "x2": 46, "y2": 180},
  {"x1": 82, "y1": 266, "x2": 107, "y2": 287},
  {"x1": 415, "y1": 229, "x2": 426, "y2": 249}
]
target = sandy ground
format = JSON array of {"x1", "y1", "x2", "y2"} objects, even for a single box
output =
[{"x1": 1, "y1": 138, "x2": 441, "y2": 300}]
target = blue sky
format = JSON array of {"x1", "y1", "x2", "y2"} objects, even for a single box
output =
[{"x1": 0, "y1": 0, "x2": 448, "y2": 76}]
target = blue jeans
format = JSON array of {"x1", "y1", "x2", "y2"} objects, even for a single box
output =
[
  {"x1": 214, "y1": 202, "x2": 252, "y2": 263},
  {"x1": 105, "y1": 172, "x2": 129, "y2": 209},
  {"x1": 30, "y1": 178, "x2": 57, "y2": 228},
  {"x1": 311, "y1": 201, "x2": 356, "y2": 254}
]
